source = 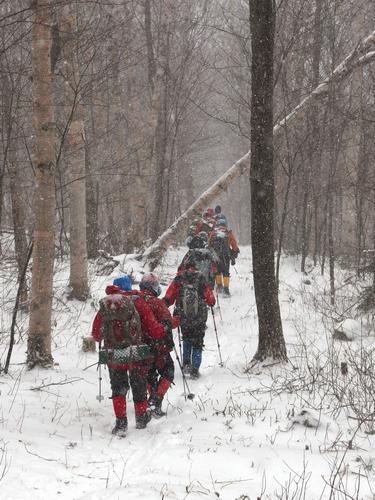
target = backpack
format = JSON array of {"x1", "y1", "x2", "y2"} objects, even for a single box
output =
[
  {"x1": 210, "y1": 227, "x2": 230, "y2": 259},
  {"x1": 99, "y1": 293, "x2": 142, "y2": 348},
  {"x1": 199, "y1": 218, "x2": 216, "y2": 234},
  {"x1": 179, "y1": 271, "x2": 206, "y2": 324},
  {"x1": 181, "y1": 249, "x2": 214, "y2": 284}
]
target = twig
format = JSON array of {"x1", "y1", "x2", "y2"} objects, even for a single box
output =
[
  {"x1": 22, "y1": 442, "x2": 59, "y2": 463},
  {"x1": 30, "y1": 377, "x2": 83, "y2": 391},
  {"x1": 4, "y1": 242, "x2": 33, "y2": 374}
]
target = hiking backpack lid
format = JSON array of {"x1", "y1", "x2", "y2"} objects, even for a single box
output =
[
  {"x1": 99, "y1": 293, "x2": 142, "y2": 348},
  {"x1": 183, "y1": 249, "x2": 212, "y2": 281}
]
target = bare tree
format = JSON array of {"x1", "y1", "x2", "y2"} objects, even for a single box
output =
[
  {"x1": 60, "y1": 5, "x2": 89, "y2": 300},
  {"x1": 248, "y1": 0, "x2": 287, "y2": 362},
  {"x1": 27, "y1": 0, "x2": 55, "y2": 369}
]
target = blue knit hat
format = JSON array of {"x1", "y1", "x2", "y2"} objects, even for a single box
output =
[{"x1": 113, "y1": 275, "x2": 132, "y2": 292}]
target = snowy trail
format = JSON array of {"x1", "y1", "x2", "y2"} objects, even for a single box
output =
[{"x1": 1, "y1": 246, "x2": 375, "y2": 499}]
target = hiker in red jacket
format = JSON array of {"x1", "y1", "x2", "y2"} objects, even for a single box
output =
[
  {"x1": 135, "y1": 273, "x2": 179, "y2": 417},
  {"x1": 91, "y1": 276, "x2": 167, "y2": 436},
  {"x1": 164, "y1": 266, "x2": 215, "y2": 379}
]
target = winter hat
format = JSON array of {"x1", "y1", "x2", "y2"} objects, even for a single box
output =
[
  {"x1": 113, "y1": 275, "x2": 132, "y2": 292},
  {"x1": 214, "y1": 205, "x2": 221, "y2": 214},
  {"x1": 140, "y1": 273, "x2": 162, "y2": 296}
]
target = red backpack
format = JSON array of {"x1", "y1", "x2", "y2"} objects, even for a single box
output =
[{"x1": 99, "y1": 293, "x2": 142, "y2": 348}]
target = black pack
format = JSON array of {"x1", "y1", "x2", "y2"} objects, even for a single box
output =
[
  {"x1": 99, "y1": 293, "x2": 142, "y2": 348},
  {"x1": 211, "y1": 227, "x2": 230, "y2": 258},
  {"x1": 180, "y1": 249, "x2": 215, "y2": 284},
  {"x1": 178, "y1": 271, "x2": 206, "y2": 324}
]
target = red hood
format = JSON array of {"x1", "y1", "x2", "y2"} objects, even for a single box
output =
[{"x1": 105, "y1": 284, "x2": 122, "y2": 295}]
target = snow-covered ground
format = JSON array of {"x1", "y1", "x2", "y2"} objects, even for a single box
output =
[{"x1": 1, "y1": 246, "x2": 375, "y2": 499}]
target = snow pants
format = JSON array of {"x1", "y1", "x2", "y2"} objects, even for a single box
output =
[
  {"x1": 216, "y1": 254, "x2": 230, "y2": 278},
  {"x1": 181, "y1": 320, "x2": 207, "y2": 370},
  {"x1": 147, "y1": 353, "x2": 175, "y2": 398},
  {"x1": 109, "y1": 365, "x2": 148, "y2": 418}
]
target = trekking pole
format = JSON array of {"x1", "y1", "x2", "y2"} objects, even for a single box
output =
[
  {"x1": 173, "y1": 345, "x2": 195, "y2": 400},
  {"x1": 210, "y1": 307, "x2": 223, "y2": 367},
  {"x1": 215, "y1": 290, "x2": 223, "y2": 321},
  {"x1": 96, "y1": 341, "x2": 104, "y2": 402},
  {"x1": 177, "y1": 326, "x2": 183, "y2": 363}
]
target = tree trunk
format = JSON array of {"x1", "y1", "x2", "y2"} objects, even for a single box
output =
[
  {"x1": 60, "y1": 7, "x2": 89, "y2": 300},
  {"x1": 248, "y1": 0, "x2": 287, "y2": 362},
  {"x1": 27, "y1": 0, "x2": 55, "y2": 369},
  {"x1": 150, "y1": 0, "x2": 173, "y2": 240}
]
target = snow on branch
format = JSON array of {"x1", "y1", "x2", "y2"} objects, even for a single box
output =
[{"x1": 274, "y1": 32, "x2": 375, "y2": 134}]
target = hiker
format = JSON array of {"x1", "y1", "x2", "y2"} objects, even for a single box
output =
[
  {"x1": 208, "y1": 217, "x2": 239, "y2": 296},
  {"x1": 136, "y1": 273, "x2": 178, "y2": 418},
  {"x1": 91, "y1": 275, "x2": 168, "y2": 436},
  {"x1": 186, "y1": 207, "x2": 216, "y2": 246},
  {"x1": 214, "y1": 205, "x2": 228, "y2": 226},
  {"x1": 179, "y1": 231, "x2": 219, "y2": 289},
  {"x1": 164, "y1": 265, "x2": 215, "y2": 379}
]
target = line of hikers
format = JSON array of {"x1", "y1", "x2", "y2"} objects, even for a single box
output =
[{"x1": 90, "y1": 206, "x2": 240, "y2": 437}]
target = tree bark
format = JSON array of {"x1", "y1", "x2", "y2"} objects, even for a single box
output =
[
  {"x1": 60, "y1": 7, "x2": 89, "y2": 301},
  {"x1": 27, "y1": 0, "x2": 55, "y2": 369},
  {"x1": 150, "y1": 0, "x2": 173, "y2": 240},
  {"x1": 249, "y1": 0, "x2": 287, "y2": 362}
]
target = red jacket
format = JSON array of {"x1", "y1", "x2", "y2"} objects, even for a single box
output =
[
  {"x1": 138, "y1": 289, "x2": 178, "y2": 355},
  {"x1": 91, "y1": 285, "x2": 167, "y2": 370},
  {"x1": 137, "y1": 290, "x2": 180, "y2": 327},
  {"x1": 164, "y1": 270, "x2": 216, "y2": 308}
]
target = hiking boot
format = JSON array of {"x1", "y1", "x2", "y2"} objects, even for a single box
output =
[
  {"x1": 135, "y1": 410, "x2": 152, "y2": 429},
  {"x1": 149, "y1": 394, "x2": 166, "y2": 418},
  {"x1": 112, "y1": 417, "x2": 128, "y2": 437},
  {"x1": 223, "y1": 287, "x2": 230, "y2": 297},
  {"x1": 190, "y1": 367, "x2": 200, "y2": 379},
  {"x1": 216, "y1": 284, "x2": 223, "y2": 293},
  {"x1": 182, "y1": 362, "x2": 191, "y2": 375}
]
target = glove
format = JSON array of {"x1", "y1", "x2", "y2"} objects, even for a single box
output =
[
  {"x1": 232, "y1": 249, "x2": 239, "y2": 259},
  {"x1": 166, "y1": 331, "x2": 175, "y2": 350},
  {"x1": 231, "y1": 258, "x2": 236, "y2": 266}
]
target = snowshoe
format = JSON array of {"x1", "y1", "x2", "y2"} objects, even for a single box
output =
[
  {"x1": 190, "y1": 367, "x2": 200, "y2": 379},
  {"x1": 222, "y1": 287, "x2": 231, "y2": 297},
  {"x1": 112, "y1": 417, "x2": 128, "y2": 437},
  {"x1": 135, "y1": 410, "x2": 152, "y2": 429}
]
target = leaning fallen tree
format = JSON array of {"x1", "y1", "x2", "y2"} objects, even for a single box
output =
[
  {"x1": 143, "y1": 151, "x2": 250, "y2": 270},
  {"x1": 143, "y1": 30, "x2": 375, "y2": 270}
]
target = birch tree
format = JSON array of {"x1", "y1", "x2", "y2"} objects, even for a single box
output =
[
  {"x1": 27, "y1": 0, "x2": 56, "y2": 369},
  {"x1": 60, "y1": 5, "x2": 89, "y2": 300}
]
